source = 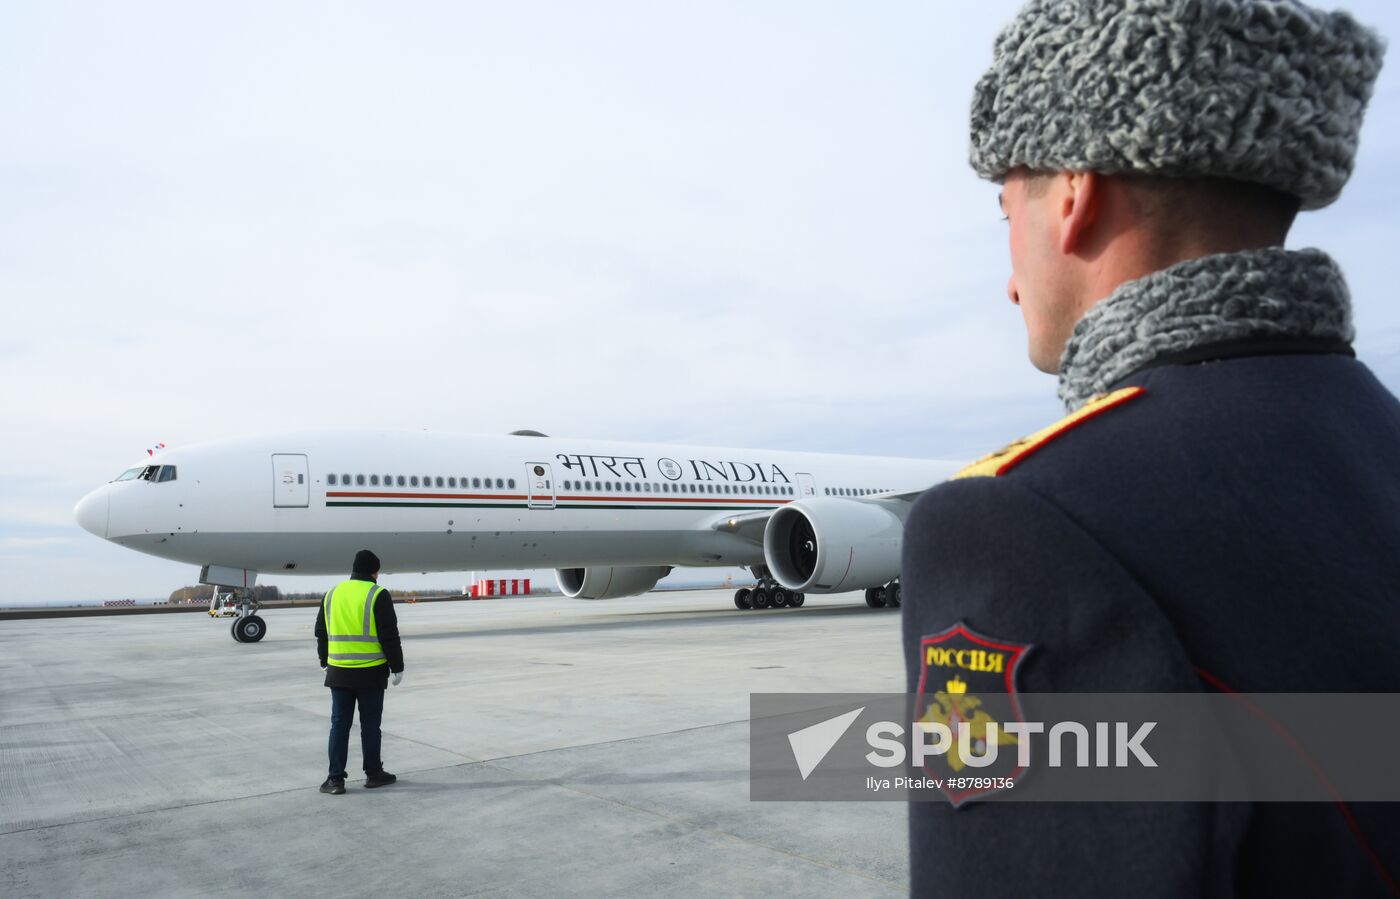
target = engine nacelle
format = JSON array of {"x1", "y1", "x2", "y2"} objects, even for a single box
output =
[
  {"x1": 556, "y1": 565, "x2": 672, "y2": 600},
  {"x1": 763, "y1": 498, "x2": 903, "y2": 593}
]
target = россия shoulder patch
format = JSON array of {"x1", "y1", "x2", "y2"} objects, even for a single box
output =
[
  {"x1": 952, "y1": 386, "x2": 1144, "y2": 480},
  {"x1": 915, "y1": 622, "x2": 1033, "y2": 807}
]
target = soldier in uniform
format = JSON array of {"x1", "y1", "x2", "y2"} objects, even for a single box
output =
[{"x1": 901, "y1": 0, "x2": 1397, "y2": 894}]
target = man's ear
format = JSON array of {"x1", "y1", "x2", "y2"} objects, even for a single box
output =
[{"x1": 1059, "y1": 171, "x2": 1101, "y2": 255}]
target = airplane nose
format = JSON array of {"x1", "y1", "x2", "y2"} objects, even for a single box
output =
[{"x1": 75, "y1": 488, "x2": 109, "y2": 539}]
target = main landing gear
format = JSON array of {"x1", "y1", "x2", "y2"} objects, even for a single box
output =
[
  {"x1": 734, "y1": 567, "x2": 806, "y2": 611},
  {"x1": 864, "y1": 580, "x2": 902, "y2": 609},
  {"x1": 220, "y1": 588, "x2": 267, "y2": 643}
]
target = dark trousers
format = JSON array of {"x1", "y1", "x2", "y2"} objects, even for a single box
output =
[{"x1": 328, "y1": 685, "x2": 385, "y2": 778}]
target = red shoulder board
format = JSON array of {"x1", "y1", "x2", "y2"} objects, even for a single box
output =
[{"x1": 952, "y1": 386, "x2": 1144, "y2": 480}]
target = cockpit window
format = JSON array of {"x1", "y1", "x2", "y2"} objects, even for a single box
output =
[{"x1": 131, "y1": 464, "x2": 177, "y2": 483}]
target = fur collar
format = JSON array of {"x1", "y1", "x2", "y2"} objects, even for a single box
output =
[{"x1": 1058, "y1": 247, "x2": 1353, "y2": 411}]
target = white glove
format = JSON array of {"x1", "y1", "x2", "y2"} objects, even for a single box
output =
[{"x1": 391, "y1": 670, "x2": 403, "y2": 687}]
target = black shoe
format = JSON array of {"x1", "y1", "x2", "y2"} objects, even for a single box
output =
[
  {"x1": 320, "y1": 776, "x2": 346, "y2": 795},
  {"x1": 364, "y1": 770, "x2": 397, "y2": 789}
]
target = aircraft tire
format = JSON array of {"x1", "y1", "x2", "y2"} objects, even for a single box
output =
[
  {"x1": 864, "y1": 587, "x2": 887, "y2": 609},
  {"x1": 231, "y1": 619, "x2": 245, "y2": 642},
  {"x1": 789, "y1": 592, "x2": 805, "y2": 607},
  {"x1": 235, "y1": 615, "x2": 267, "y2": 643},
  {"x1": 771, "y1": 587, "x2": 789, "y2": 608},
  {"x1": 751, "y1": 587, "x2": 771, "y2": 609},
  {"x1": 734, "y1": 588, "x2": 752, "y2": 610},
  {"x1": 885, "y1": 582, "x2": 902, "y2": 608}
]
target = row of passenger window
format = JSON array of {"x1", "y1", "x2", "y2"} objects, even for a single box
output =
[
  {"x1": 323, "y1": 471, "x2": 884, "y2": 498},
  {"x1": 560, "y1": 480, "x2": 794, "y2": 496},
  {"x1": 326, "y1": 473, "x2": 516, "y2": 490}
]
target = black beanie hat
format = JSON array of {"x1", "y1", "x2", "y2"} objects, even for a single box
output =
[{"x1": 352, "y1": 549, "x2": 381, "y2": 577}]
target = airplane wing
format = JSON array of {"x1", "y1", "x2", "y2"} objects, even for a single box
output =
[
  {"x1": 708, "y1": 489, "x2": 931, "y2": 545},
  {"x1": 866, "y1": 487, "x2": 930, "y2": 503},
  {"x1": 709, "y1": 509, "x2": 775, "y2": 544}
]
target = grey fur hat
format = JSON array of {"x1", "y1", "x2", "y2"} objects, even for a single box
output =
[{"x1": 970, "y1": 0, "x2": 1386, "y2": 209}]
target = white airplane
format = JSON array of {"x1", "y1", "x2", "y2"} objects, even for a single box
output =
[{"x1": 74, "y1": 429, "x2": 957, "y2": 642}]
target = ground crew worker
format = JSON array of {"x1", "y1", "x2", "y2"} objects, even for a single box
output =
[
  {"x1": 901, "y1": 0, "x2": 1398, "y2": 895},
  {"x1": 315, "y1": 549, "x2": 404, "y2": 794}
]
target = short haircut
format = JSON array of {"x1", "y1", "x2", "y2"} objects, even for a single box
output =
[
  {"x1": 1121, "y1": 174, "x2": 1300, "y2": 245},
  {"x1": 1020, "y1": 170, "x2": 1299, "y2": 245}
]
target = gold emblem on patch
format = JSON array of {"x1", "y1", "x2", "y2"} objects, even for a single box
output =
[{"x1": 918, "y1": 676, "x2": 1020, "y2": 773}]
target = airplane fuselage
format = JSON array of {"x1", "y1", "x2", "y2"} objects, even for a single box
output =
[{"x1": 75, "y1": 430, "x2": 956, "y2": 579}]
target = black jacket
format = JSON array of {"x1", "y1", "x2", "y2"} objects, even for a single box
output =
[
  {"x1": 902, "y1": 344, "x2": 1400, "y2": 897},
  {"x1": 314, "y1": 577, "x2": 404, "y2": 689}
]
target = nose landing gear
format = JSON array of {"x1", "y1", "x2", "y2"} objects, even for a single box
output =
[
  {"x1": 218, "y1": 588, "x2": 266, "y2": 643},
  {"x1": 232, "y1": 611, "x2": 267, "y2": 643},
  {"x1": 204, "y1": 569, "x2": 268, "y2": 644}
]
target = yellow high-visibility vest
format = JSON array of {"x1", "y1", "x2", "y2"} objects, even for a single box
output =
[{"x1": 323, "y1": 579, "x2": 386, "y2": 668}]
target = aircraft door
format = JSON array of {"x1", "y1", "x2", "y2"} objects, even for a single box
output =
[
  {"x1": 795, "y1": 472, "x2": 817, "y2": 499},
  {"x1": 273, "y1": 454, "x2": 310, "y2": 507},
  {"x1": 526, "y1": 462, "x2": 556, "y2": 510}
]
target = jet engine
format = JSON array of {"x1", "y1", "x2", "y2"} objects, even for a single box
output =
[
  {"x1": 556, "y1": 565, "x2": 672, "y2": 600},
  {"x1": 762, "y1": 498, "x2": 903, "y2": 593}
]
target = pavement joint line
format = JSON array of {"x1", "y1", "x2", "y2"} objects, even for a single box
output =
[
  {"x1": 3, "y1": 710, "x2": 892, "y2": 881},
  {"x1": 423, "y1": 714, "x2": 756, "y2": 768},
  {"x1": 1, "y1": 699, "x2": 332, "y2": 729},
  {"x1": 472, "y1": 754, "x2": 904, "y2": 889},
  {"x1": 342, "y1": 716, "x2": 904, "y2": 890},
  {"x1": 0, "y1": 789, "x2": 319, "y2": 839},
  {"x1": 0, "y1": 715, "x2": 751, "y2": 838},
  {"x1": 0, "y1": 697, "x2": 812, "y2": 743},
  {"x1": 357, "y1": 718, "x2": 907, "y2": 889},
  {"x1": 379, "y1": 731, "x2": 483, "y2": 763},
  {"x1": 1, "y1": 757, "x2": 902, "y2": 892}
]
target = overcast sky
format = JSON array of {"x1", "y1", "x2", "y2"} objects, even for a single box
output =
[{"x1": 3, "y1": 1, "x2": 1398, "y2": 603}]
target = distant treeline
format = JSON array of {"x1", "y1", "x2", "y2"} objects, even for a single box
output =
[
  {"x1": 168, "y1": 585, "x2": 464, "y2": 603},
  {"x1": 169, "y1": 584, "x2": 284, "y2": 603}
]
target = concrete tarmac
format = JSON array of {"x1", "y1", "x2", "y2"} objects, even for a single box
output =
[{"x1": 0, "y1": 590, "x2": 909, "y2": 898}]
